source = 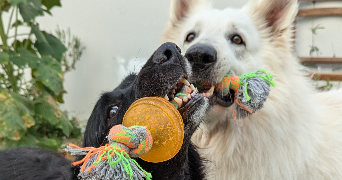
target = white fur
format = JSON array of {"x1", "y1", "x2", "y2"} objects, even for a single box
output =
[{"x1": 164, "y1": 0, "x2": 342, "y2": 179}]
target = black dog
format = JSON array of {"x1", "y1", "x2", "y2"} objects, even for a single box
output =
[
  {"x1": 0, "y1": 43, "x2": 207, "y2": 180},
  {"x1": 0, "y1": 147, "x2": 73, "y2": 180},
  {"x1": 82, "y1": 42, "x2": 208, "y2": 179}
]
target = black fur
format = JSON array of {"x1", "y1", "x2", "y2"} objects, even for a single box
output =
[
  {"x1": 0, "y1": 147, "x2": 73, "y2": 180},
  {"x1": 82, "y1": 42, "x2": 206, "y2": 180}
]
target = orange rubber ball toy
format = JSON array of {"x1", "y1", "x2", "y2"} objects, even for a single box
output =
[{"x1": 122, "y1": 97, "x2": 184, "y2": 163}]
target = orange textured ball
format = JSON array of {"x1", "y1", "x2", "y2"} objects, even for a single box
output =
[{"x1": 122, "y1": 97, "x2": 184, "y2": 163}]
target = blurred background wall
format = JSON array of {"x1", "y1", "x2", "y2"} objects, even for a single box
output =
[{"x1": 34, "y1": 0, "x2": 342, "y2": 125}]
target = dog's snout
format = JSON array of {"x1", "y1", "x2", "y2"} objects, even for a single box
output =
[
  {"x1": 153, "y1": 42, "x2": 182, "y2": 64},
  {"x1": 185, "y1": 44, "x2": 217, "y2": 69}
]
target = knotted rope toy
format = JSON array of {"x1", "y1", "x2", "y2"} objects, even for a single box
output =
[
  {"x1": 67, "y1": 125, "x2": 152, "y2": 180},
  {"x1": 215, "y1": 69, "x2": 275, "y2": 120},
  {"x1": 66, "y1": 96, "x2": 187, "y2": 179}
]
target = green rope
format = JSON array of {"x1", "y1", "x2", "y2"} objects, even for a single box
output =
[
  {"x1": 91, "y1": 144, "x2": 151, "y2": 180},
  {"x1": 236, "y1": 69, "x2": 275, "y2": 101},
  {"x1": 131, "y1": 158, "x2": 152, "y2": 180}
]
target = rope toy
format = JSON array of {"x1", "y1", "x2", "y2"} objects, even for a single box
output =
[
  {"x1": 66, "y1": 125, "x2": 153, "y2": 180},
  {"x1": 170, "y1": 86, "x2": 192, "y2": 109},
  {"x1": 215, "y1": 69, "x2": 275, "y2": 120}
]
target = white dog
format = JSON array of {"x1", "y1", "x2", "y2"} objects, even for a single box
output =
[{"x1": 163, "y1": 0, "x2": 342, "y2": 179}]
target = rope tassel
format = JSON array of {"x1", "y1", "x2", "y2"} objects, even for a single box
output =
[
  {"x1": 216, "y1": 69, "x2": 275, "y2": 120},
  {"x1": 66, "y1": 125, "x2": 153, "y2": 180}
]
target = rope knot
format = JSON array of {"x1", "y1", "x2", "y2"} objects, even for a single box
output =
[
  {"x1": 108, "y1": 125, "x2": 153, "y2": 158},
  {"x1": 215, "y1": 69, "x2": 275, "y2": 120},
  {"x1": 66, "y1": 125, "x2": 153, "y2": 180}
]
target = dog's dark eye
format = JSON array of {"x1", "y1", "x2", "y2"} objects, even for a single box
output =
[
  {"x1": 231, "y1": 35, "x2": 244, "y2": 45},
  {"x1": 185, "y1": 33, "x2": 196, "y2": 42},
  {"x1": 109, "y1": 106, "x2": 119, "y2": 118}
]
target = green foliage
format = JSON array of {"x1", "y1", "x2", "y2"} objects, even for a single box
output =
[
  {"x1": 311, "y1": 24, "x2": 324, "y2": 35},
  {"x1": 56, "y1": 27, "x2": 85, "y2": 73},
  {"x1": 309, "y1": 45, "x2": 320, "y2": 57},
  {"x1": 309, "y1": 24, "x2": 324, "y2": 57},
  {"x1": 0, "y1": 0, "x2": 82, "y2": 152},
  {"x1": 316, "y1": 80, "x2": 333, "y2": 91}
]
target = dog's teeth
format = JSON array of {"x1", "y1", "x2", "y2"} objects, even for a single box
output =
[
  {"x1": 183, "y1": 97, "x2": 188, "y2": 103},
  {"x1": 190, "y1": 84, "x2": 195, "y2": 91},
  {"x1": 164, "y1": 94, "x2": 169, "y2": 101},
  {"x1": 180, "y1": 78, "x2": 190, "y2": 86},
  {"x1": 209, "y1": 86, "x2": 215, "y2": 93},
  {"x1": 172, "y1": 89, "x2": 176, "y2": 94},
  {"x1": 174, "y1": 97, "x2": 182, "y2": 107},
  {"x1": 191, "y1": 92, "x2": 196, "y2": 97},
  {"x1": 187, "y1": 94, "x2": 191, "y2": 99},
  {"x1": 204, "y1": 86, "x2": 214, "y2": 97}
]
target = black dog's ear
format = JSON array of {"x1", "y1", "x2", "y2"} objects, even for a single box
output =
[{"x1": 83, "y1": 97, "x2": 109, "y2": 148}]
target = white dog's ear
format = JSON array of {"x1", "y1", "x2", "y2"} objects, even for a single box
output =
[
  {"x1": 246, "y1": 0, "x2": 298, "y2": 35},
  {"x1": 164, "y1": 0, "x2": 210, "y2": 43},
  {"x1": 169, "y1": 0, "x2": 210, "y2": 26}
]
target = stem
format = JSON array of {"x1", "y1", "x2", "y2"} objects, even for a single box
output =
[
  {"x1": 0, "y1": 12, "x2": 18, "y2": 92},
  {"x1": 23, "y1": 31, "x2": 32, "y2": 49},
  {"x1": 6, "y1": 7, "x2": 15, "y2": 37},
  {"x1": 13, "y1": 7, "x2": 18, "y2": 50},
  {"x1": 0, "y1": 12, "x2": 8, "y2": 49}
]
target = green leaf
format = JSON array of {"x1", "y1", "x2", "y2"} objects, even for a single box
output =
[
  {"x1": 42, "y1": 0, "x2": 61, "y2": 10},
  {"x1": 17, "y1": 48, "x2": 39, "y2": 68},
  {"x1": 33, "y1": 57, "x2": 63, "y2": 95},
  {"x1": 32, "y1": 24, "x2": 48, "y2": 43},
  {"x1": 0, "y1": 51, "x2": 9, "y2": 64},
  {"x1": 45, "y1": 33, "x2": 67, "y2": 62},
  {"x1": 10, "y1": 92, "x2": 35, "y2": 115},
  {"x1": 58, "y1": 111, "x2": 72, "y2": 136},
  {"x1": 9, "y1": 0, "x2": 27, "y2": 6},
  {"x1": 13, "y1": 100, "x2": 35, "y2": 128},
  {"x1": 11, "y1": 20, "x2": 23, "y2": 28},
  {"x1": 9, "y1": 50, "x2": 26, "y2": 67},
  {"x1": 34, "y1": 41, "x2": 54, "y2": 57},
  {"x1": 0, "y1": 90, "x2": 27, "y2": 140},
  {"x1": 9, "y1": 48, "x2": 39, "y2": 68},
  {"x1": 1, "y1": 134, "x2": 38, "y2": 149},
  {"x1": 33, "y1": 29, "x2": 66, "y2": 62},
  {"x1": 34, "y1": 94, "x2": 61, "y2": 125},
  {"x1": 37, "y1": 137, "x2": 58, "y2": 151},
  {"x1": 18, "y1": 0, "x2": 43, "y2": 23},
  {"x1": 22, "y1": 39, "x2": 36, "y2": 54}
]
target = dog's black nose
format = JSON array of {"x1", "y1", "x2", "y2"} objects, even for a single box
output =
[
  {"x1": 185, "y1": 44, "x2": 217, "y2": 70},
  {"x1": 152, "y1": 42, "x2": 182, "y2": 64}
]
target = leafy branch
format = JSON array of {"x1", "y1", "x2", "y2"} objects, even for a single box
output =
[{"x1": 0, "y1": 0, "x2": 82, "y2": 151}]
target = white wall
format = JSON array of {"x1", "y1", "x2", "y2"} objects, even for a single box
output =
[{"x1": 34, "y1": 0, "x2": 341, "y2": 124}]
